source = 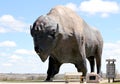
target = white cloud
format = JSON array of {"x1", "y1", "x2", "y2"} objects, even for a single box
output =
[
  {"x1": 79, "y1": 0, "x2": 120, "y2": 17},
  {"x1": 101, "y1": 13, "x2": 109, "y2": 18},
  {"x1": 0, "y1": 41, "x2": 16, "y2": 47},
  {"x1": 2, "y1": 63, "x2": 13, "y2": 67},
  {"x1": 66, "y1": 3, "x2": 78, "y2": 11},
  {"x1": 102, "y1": 41, "x2": 120, "y2": 72},
  {"x1": 10, "y1": 55, "x2": 22, "y2": 60},
  {"x1": 0, "y1": 26, "x2": 7, "y2": 33},
  {"x1": 65, "y1": 0, "x2": 120, "y2": 18},
  {"x1": 14, "y1": 49, "x2": 35, "y2": 55},
  {"x1": 0, "y1": 15, "x2": 29, "y2": 33},
  {"x1": 80, "y1": 0, "x2": 120, "y2": 14}
]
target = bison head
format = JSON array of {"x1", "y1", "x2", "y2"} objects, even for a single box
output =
[{"x1": 30, "y1": 15, "x2": 60, "y2": 62}]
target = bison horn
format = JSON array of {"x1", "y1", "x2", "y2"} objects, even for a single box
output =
[
  {"x1": 56, "y1": 24, "x2": 59, "y2": 33},
  {"x1": 55, "y1": 24, "x2": 59, "y2": 36},
  {"x1": 30, "y1": 25, "x2": 33, "y2": 30},
  {"x1": 35, "y1": 27, "x2": 37, "y2": 30},
  {"x1": 38, "y1": 26, "x2": 41, "y2": 31},
  {"x1": 40, "y1": 23, "x2": 44, "y2": 30},
  {"x1": 30, "y1": 25, "x2": 33, "y2": 36}
]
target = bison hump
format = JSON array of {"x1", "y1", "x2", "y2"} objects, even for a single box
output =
[{"x1": 47, "y1": 5, "x2": 87, "y2": 36}]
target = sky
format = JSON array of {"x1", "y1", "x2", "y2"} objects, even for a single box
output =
[{"x1": 0, "y1": 0, "x2": 120, "y2": 74}]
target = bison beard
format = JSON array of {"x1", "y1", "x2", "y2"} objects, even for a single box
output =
[{"x1": 30, "y1": 5, "x2": 103, "y2": 81}]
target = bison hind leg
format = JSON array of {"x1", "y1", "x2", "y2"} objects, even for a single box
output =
[
  {"x1": 95, "y1": 55, "x2": 101, "y2": 74},
  {"x1": 87, "y1": 56, "x2": 95, "y2": 73}
]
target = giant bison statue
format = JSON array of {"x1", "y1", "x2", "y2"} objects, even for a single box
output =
[{"x1": 30, "y1": 5, "x2": 103, "y2": 81}]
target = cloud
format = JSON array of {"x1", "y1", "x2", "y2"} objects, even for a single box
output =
[
  {"x1": 0, "y1": 15, "x2": 29, "y2": 33},
  {"x1": 0, "y1": 41, "x2": 16, "y2": 47},
  {"x1": 10, "y1": 55, "x2": 22, "y2": 60},
  {"x1": 65, "y1": 0, "x2": 120, "y2": 18},
  {"x1": 103, "y1": 41, "x2": 120, "y2": 58},
  {"x1": 2, "y1": 63, "x2": 13, "y2": 67},
  {"x1": 101, "y1": 13, "x2": 109, "y2": 18},
  {"x1": 0, "y1": 26, "x2": 7, "y2": 33},
  {"x1": 79, "y1": 0, "x2": 120, "y2": 17},
  {"x1": 9, "y1": 54, "x2": 23, "y2": 63},
  {"x1": 80, "y1": 0, "x2": 119, "y2": 14},
  {"x1": 102, "y1": 41, "x2": 120, "y2": 72},
  {"x1": 65, "y1": 3, "x2": 78, "y2": 11},
  {"x1": 14, "y1": 49, "x2": 35, "y2": 55}
]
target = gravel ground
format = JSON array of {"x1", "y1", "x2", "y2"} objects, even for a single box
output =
[
  {"x1": 0, "y1": 80, "x2": 108, "y2": 84},
  {"x1": 0, "y1": 82, "x2": 85, "y2": 84}
]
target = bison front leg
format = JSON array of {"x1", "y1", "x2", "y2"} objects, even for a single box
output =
[
  {"x1": 75, "y1": 59, "x2": 87, "y2": 82},
  {"x1": 75, "y1": 59, "x2": 87, "y2": 76},
  {"x1": 76, "y1": 36, "x2": 87, "y2": 76},
  {"x1": 46, "y1": 56, "x2": 61, "y2": 81}
]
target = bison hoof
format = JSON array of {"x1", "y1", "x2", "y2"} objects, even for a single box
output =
[{"x1": 45, "y1": 78, "x2": 53, "y2": 82}]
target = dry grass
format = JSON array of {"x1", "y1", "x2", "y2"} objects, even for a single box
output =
[{"x1": 1, "y1": 73, "x2": 120, "y2": 84}]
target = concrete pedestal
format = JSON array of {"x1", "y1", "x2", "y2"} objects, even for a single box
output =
[{"x1": 86, "y1": 72, "x2": 100, "y2": 83}]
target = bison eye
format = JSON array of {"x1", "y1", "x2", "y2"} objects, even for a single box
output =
[
  {"x1": 50, "y1": 29, "x2": 56, "y2": 35},
  {"x1": 48, "y1": 34, "x2": 55, "y2": 39},
  {"x1": 48, "y1": 32, "x2": 55, "y2": 39},
  {"x1": 47, "y1": 29, "x2": 56, "y2": 39}
]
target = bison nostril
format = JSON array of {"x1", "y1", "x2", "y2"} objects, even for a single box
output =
[
  {"x1": 35, "y1": 47, "x2": 39, "y2": 52},
  {"x1": 35, "y1": 47, "x2": 43, "y2": 52}
]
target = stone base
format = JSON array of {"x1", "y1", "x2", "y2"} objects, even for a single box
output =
[{"x1": 86, "y1": 72, "x2": 100, "y2": 83}]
